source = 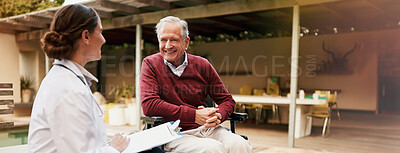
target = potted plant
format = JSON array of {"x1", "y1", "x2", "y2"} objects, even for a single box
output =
[
  {"x1": 20, "y1": 76, "x2": 35, "y2": 103},
  {"x1": 108, "y1": 81, "x2": 138, "y2": 126},
  {"x1": 108, "y1": 81, "x2": 135, "y2": 105}
]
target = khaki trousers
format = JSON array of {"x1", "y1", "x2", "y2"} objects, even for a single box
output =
[{"x1": 165, "y1": 126, "x2": 252, "y2": 153}]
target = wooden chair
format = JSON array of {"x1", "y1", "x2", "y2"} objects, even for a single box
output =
[
  {"x1": 315, "y1": 90, "x2": 340, "y2": 119},
  {"x1": 329, "y1": 91, "x2": 341, "y2": 120},
  {"x1": 237, "y1": 84, "x2": 252, "y2": 113},
  {"x1": 252, "y1": 89, "x2": 281, "y2": 124},
  {"x1": 238, "y1": 85, "x2": 259, "y2": 123},
  {"x1": 0, "y1": 83, "x2": 14, "y2": 129},
  {"x1": 239, "y1": 84, "x2": 252, "y2": 95},
  {"x1": 307, "y1": 90, "x2": 331, "y2": 137}
]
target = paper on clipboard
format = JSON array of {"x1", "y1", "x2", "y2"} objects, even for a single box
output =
[{"x1": 122, "y1": 121, "x2": 182, "y2": 153}]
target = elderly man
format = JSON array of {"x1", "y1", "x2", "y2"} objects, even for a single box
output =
[{"x1": 140, "y1": 16, "x2": 252, "y2": 153}]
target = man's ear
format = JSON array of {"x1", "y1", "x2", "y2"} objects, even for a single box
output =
[
  {"x1": 81, "y1": 30, "x2": 90, "y2": 44},
  {"x1": 185, "y1": 37, "x2": 190, "y2": 50}
]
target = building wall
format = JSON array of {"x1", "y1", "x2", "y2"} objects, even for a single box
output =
[
  {"x1": 86, "y1": 49, "x2": 137, "y2": 100},
  {"x1": 37, "y1": 47, "x2": 47, "y2": 86},
  {"x1": 11, "y1": 29, "x2": 399, "y2": 111},
  {"x1": 19, "y1": 51, "x2": 38, "y2": 89},
  {"x1": 17, "y1": 39, "x2": 45, "y2": 89},
  {"x1": 193, "y1": 29, "x2": 400, "y2": 111},
  {"x1": 0, "y1": 33, "x2": 21, "y2": 103}
]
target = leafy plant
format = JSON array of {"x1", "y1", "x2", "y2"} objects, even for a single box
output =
[
  {"x1": 20, "y1": 76, "x2": 34, "y2": 90},
  {"x1": 0, "y1": 0, "x2": 64, "y2": 18},
  {"x1": 108, "y1": 81, "x2": 135, "y2": 103},
  {"x1": 239, "y1": 31, "x2": 264, "y2": 40},
  {"x1": 215, "y1": 33, "x2": 237, "y2": 42}
]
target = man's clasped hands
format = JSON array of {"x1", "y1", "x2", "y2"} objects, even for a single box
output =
[{"x1": 195, "y1": 106, "x2": 222, "y2": 129}]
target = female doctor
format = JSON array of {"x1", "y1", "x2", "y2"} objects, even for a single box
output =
[{"x1": 27, "y1": 4, "x2": 129, "y2": 152}]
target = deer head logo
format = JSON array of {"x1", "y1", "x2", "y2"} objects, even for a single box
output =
[{"x1": 317, "y1": 42, "x2": 357, "y2": 72}]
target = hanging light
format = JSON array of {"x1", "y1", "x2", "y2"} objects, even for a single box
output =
[
  {"x1": 333, "y1": 27, "x2": 338, "y2": 34},
  {"x1": 301, "y1": 27, "x2": 309, "y2": 34},
  {"x1": 313, "y1": 29, "x2": 319, "y2": 36}
]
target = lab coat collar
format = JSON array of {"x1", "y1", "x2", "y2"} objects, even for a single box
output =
[{"x1": 53, "y1": 59, "x2": 98, "y2": 85}]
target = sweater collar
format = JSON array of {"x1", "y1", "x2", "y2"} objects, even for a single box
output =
[{"x1": 164, "y1": 52, "x2": 188, "y2": 77}]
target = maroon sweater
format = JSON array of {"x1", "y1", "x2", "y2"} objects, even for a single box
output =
[{"x1": 140, "y1": 53, "x2": 236, "y2": 131}]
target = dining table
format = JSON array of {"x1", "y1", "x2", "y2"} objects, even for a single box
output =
[{"x1": 231, "y1": 94, "x2": 327, "y2": 138}]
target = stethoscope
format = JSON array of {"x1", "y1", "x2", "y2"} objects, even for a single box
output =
[{"x1": 54, "y1": 63, "x2": 104, "y2": 117}]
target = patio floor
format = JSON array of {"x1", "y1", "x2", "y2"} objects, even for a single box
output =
[
  {"x1": 235, "y1": 111, "x2": 400, "y2": 153},
  {"x1": 1, "y1": 111, "x2": 399, "y2": 152}
]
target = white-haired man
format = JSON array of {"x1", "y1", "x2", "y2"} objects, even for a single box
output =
[{"x1": 140, "y1": 16, "x2": 252, "y2": 153}]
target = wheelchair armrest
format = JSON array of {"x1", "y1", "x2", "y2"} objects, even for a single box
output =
[
  {"x1": 227, "y1": 112, "x2": 248, "y2": 137},
  {"x1": 228, "y1": 112, "x2": 248, "y2": 122},
  {"x1": 141, "y1": 116, "x2": 164, "y2": 123},
  {"x1": 141, "y1": 113, "x2": 248, "y2": 140},
  {"x1": 142, "y1": 112, "x2": 247, "y2": 124},
  {"x1": 141, "y1": 116, "x2": 164, "y2": 129}
]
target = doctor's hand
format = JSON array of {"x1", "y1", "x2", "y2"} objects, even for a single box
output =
[{"x1": 109, "y1": 134, "x2": 130, "y2": 152}]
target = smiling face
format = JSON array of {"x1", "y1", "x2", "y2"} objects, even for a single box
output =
[{"x1": 158, "y1": 22, "x2": 190, "y2": 66}]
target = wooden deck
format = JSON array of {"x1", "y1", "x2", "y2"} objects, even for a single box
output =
[
  {"x1": 1, "y1": 111, "x2": 399, "y2": 152},
  {"x1": 236, "y1": 111, "x2": 400, "y2": 153}
]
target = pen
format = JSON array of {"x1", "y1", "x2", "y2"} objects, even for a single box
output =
[{"x1": 107, "y1": 132, "x2": 125, "y2": 144}]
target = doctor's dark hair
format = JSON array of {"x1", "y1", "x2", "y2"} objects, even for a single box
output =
[{"x1": 41, "y1": 4, "x2": 99, "y2": 60}]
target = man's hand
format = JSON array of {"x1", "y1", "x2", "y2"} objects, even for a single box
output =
[
  {"x1": 195, "y1": 106, "x2": 218, "y2": 125},
  {"x1": 195, "y1": 106, "x2": 222, "y2": 129},
  {"x1": 204, "y1": 112, "x2": 222, "y2": 129}
]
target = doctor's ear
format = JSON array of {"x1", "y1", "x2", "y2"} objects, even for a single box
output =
[{"x1": 82, "y1": 30, "x2": 90, "y2": 41}]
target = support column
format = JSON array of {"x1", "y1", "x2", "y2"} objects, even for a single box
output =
[
  {"x1": 288, "y1": 5, "x2": 300, "y2": 148},
  {"x1": 135, "y1": 24, "x2": 142, "y2": 131},
  {"x1": 45, "y1": 56, "x2": 50, "y2": 74}
]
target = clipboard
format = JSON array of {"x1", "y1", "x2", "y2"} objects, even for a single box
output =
[{"x1": 122, "y1": 121, "x2": 182, "y2": 153}]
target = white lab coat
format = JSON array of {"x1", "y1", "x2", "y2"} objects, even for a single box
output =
[{"x1": 28, "y1": 59, "x2": 119, "y2": 153}]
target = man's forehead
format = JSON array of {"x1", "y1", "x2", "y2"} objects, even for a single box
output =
[
  {"x1": 159, "y1": 26, "x2": 182, "y2": 36},
  {"x1": 159, "y1": 34, "x2": 181, "y2": 40}
]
